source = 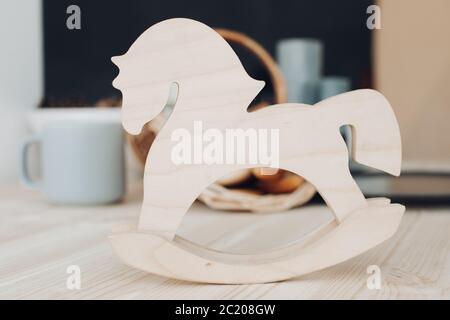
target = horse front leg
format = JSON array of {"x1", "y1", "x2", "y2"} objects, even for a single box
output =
[
  {"x1": 138, "y1": 163, "x2": 210, "y2": 240},
  {"x1": 138, "y1": 140, "x2": 233, "y2": 240}
]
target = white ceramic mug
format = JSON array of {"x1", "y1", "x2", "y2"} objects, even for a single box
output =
[{"x1": 20, "y1": 109, "x2": 125, "y2": 205}]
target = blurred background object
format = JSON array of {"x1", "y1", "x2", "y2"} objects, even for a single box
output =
[
  {"x1": 0, "y1": 1, "x2": 43, "y2": 183},
  {"x1": 36, "y1": 0, "x2": 373, "y2": 207},
  {"x1": 359, "y1": 0, "x2": 450, "y2": 200},
  {"x1": 2, "y1": 0, "x2": 450, "y2": 202},
  {"x1": 276, "y1": 38, "x2": 323, "y2": 104},
  {"x1": 42, "y1": 0, "x2": 371, "y2": 104},
  {"x1": 21, "y1": 108, "x2": 125, "y2": 205},
  {"x1": 375, "y1": 0, "x2": 450, "y2": 168}
]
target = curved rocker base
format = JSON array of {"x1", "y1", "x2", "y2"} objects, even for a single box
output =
[{"x1": 109, "y1": 199, "x2": 404, "y2": 284}]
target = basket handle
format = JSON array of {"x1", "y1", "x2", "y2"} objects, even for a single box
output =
[{"x1": 215, "y1": 29, "x2": 287, "y2": 104}]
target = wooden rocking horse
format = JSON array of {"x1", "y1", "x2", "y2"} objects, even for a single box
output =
[{"x1": 109, "y1": 18, "x2": 405, "y2": 284}]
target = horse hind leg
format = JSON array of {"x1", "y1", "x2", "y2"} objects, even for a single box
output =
[
  {"x1": 315, "y1": 162, "x2": 367, "y2": 223},
  {"x1": 286, "y1": 152, "x2": 367, "y2": 223}
]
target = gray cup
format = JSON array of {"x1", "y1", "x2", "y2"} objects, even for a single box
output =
[
  {"x1": 276, "y1": 38, "x2": 323, "y2": 103},
  {"x1": 20, "y1": 120, "x2": 125, "y2": 205},
  {"x1": 319, "y1": 76, "x2": 351, "y2": 100}
]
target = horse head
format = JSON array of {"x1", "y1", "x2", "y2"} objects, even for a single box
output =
[{"x1": 112, "y1": 18, "x2": 264, "y2": 135}]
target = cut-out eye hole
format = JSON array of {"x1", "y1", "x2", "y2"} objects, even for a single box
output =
[
  {"x1": 163, "y1": 82, "x2": 179, "y2": 116},
  {"x1": 339, "y1": 124, "x2": 353, "y2": 155},
  {"x1": 156, "y1": 82, "x2": 179, "y2": 125}
]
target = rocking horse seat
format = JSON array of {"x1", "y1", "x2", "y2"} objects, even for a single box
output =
[{"x1": 109, "y1": 198, "x2": 404, "y2": 284}]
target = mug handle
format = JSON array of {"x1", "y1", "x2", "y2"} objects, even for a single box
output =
[{"x1": 19, "y1": 134, "x2": 41, "y2": 190}]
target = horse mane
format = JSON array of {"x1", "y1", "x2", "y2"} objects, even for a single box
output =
[
  {"x1": 113, "y1": 18, "x2": 255, "y2": 88},
  {"x1": 112, "y1": 18, "x2": 264, "y2": 134}
]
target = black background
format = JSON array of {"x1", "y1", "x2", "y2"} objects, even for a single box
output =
[{"x1": 43, "y1": 0, "x2": 373, "y2": 105}]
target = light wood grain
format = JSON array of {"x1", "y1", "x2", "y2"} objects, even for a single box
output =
[
  {"x1": 109, "y1": 18, "x2": 404, "y2": 283},
  {"x1": 110, "y1": 198, "x2": 403, "y2": 284},
  {"x1": 0, "y1": 184, "x2": 448, "y2": 299}
]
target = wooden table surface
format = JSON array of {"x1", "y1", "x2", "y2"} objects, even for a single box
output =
[{"x1": 0, "y1": 183, "x2": 449, "y2": 300}]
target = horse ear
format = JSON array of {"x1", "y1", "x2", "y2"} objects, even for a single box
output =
[{"x1": 111, "y1": 55, "x2": 122, "y2": 67}]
